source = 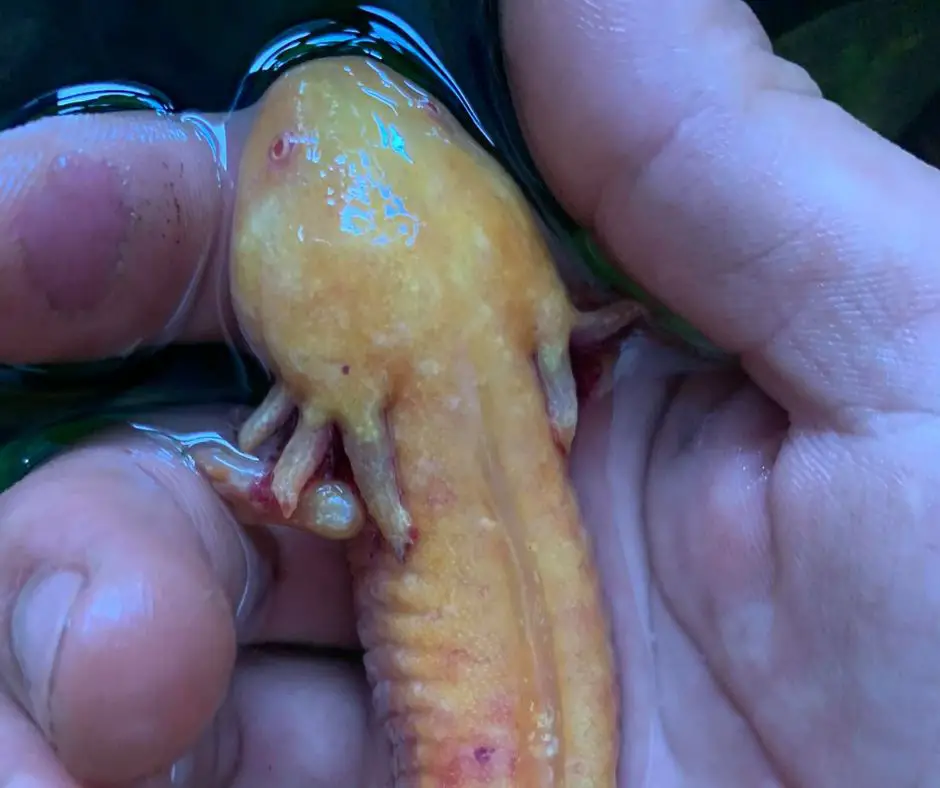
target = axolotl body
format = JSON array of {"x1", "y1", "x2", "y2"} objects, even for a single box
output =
[{"x1": 206, "y1": 56, "x2": 638, "y2": 786}]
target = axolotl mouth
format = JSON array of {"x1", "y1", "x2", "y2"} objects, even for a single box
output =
[{"x1": 191, "y1": 54, "x2": 644, "y2": 786}]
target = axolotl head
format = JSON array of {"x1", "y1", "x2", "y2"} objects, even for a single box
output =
[
  {"x1": 227, "y1": 54, "x2": 517, "y2": 371},
  {"x1": 231, "y1": 55, "x2": 484, "y2": 238}
]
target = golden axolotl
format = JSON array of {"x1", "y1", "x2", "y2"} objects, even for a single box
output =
[{"x1": 206, "y1": 55, "x2": 641, "y2": 786}]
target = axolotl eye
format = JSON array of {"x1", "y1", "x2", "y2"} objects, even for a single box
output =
[
  {"x1": 418, "y1": 97, "x2": 456, "y2": 136},
  {"x1": 268, "y1": 132, "x2": 297, "y2": 165}
]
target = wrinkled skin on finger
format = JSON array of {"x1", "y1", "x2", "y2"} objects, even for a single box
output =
[
  {"x1": 503, "y1": 0, "x2": 940, "y2": 786},
  {"x1": 0, "y1": 410, "x2": 388, "y2": 787},
  {"x1": 4, "y1": 0, "x2": 940, "y2": 784}
]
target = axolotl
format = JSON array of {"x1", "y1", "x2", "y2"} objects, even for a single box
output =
[{"x1": 199, "y1": 56, "x2": 643, "y2": 786}]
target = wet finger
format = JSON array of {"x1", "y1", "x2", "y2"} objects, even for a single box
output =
[
  {"x1": 0, "y1": 445, "x2": 239, "y2": 784},
  {"x1": 0, "y1": 692, "x2": 78, "y2": 788},
  {"x1": 123, "y1": 408, "x2": 361, "y2": 647},
  {"x1": 503, "y1": 0, "x2": 940, "y2": 426},
  {"x1": 136, "y1": 652, "x2": 388, "y2": 788},
  {"x1": 0, "y1": 107, "x2": 249, "y2": 364},
  {"x1": 0, "y1": 425, "x2": 358, "y2": 785}
]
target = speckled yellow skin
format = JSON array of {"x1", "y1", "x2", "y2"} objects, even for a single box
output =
[{"x1": 229, "y1": 56, "x2": 618, "y2": 786}]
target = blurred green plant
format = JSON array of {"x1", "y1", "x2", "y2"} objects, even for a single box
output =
[{"x1": 776, "y1": 0, "x2": 940, "y2": 142}]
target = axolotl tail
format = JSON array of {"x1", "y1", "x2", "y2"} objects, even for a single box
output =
[{"x1": 346, "y1": 345, "x2": 619, "y2": 787}]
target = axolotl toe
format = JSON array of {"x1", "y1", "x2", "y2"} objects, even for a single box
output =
[{"x1": 214, "y1": 55, "x2": 643, "y2": 786}]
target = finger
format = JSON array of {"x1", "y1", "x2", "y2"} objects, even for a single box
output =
[
  {"x1": 570, "y1": 348, "x2": 789, "y2": 787},
  {"x1": 230, "y1": 654, "x2": 389, "y2": 788},
  {"x1": 0, "y1": 427, "x2": 357, "y2": 785},
  {"x1": 502, "y1": 0, "x2": 940, "y2": 426},
  {"x1": 0, "y1": 692, "x2": 78, "y2": 788},
  {"x1": 137, "y1": 652, "x2": 388, "y2": 788},
  {"x1": 0, "y1": 107, "x2": 248, "y2": 364},
  {"x1": 119, "y1": 407, "x2": 361, "y2": 648},
  {"x1": 245, "y1": 526, "x2": 358, "y2": 648},
  {"x1": 0, "y1": 443, "x2": 239, "y2": 785}
]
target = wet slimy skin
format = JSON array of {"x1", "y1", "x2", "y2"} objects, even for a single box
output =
[{"x1": 215, "y1": 55, "x2": 641, "y2": 785}]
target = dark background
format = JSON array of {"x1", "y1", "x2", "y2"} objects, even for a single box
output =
[
  {"x1": 1, "y1": 0, "x2": 936, "y2": 164},
  {"x1": 0, "y1": 0, "x2": 450, "y2": 114},
  {"x1": 0, "y1": 0, "x2": 850, "y2": 115}
]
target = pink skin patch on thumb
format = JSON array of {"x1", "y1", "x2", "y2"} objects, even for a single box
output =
[{"x1": 16, "y1": 152, "x2": 128, "y2": 314}]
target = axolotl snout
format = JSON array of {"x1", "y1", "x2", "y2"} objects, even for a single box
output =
[{"x1": 207, "y1": 56, "x2": 641, "y2": 786}]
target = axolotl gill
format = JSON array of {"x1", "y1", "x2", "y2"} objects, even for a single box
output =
[{"x1": 204, "y1": 55, "x2": 643, "y2": 786}]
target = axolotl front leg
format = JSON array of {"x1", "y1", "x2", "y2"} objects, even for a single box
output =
[
  {"x1": 237, "y1": 376, "x2": 417, "y2": 560},
  {"x1": 216, "y1": 55, "x2": 644, "y2": 785},
  {"x1": 234, "y1": 298, "x2": 639, "y2": 558}
]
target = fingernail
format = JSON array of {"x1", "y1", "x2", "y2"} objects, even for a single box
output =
[{"x1": 11, "y1": 570, "x2": 85, "y2": 735}]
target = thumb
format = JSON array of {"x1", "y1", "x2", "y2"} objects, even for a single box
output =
[{"x1": 502, "y1": 0, "x2": 940, "y2": 429}]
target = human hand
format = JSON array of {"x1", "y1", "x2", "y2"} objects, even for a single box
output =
[
  {"x1": 0, "y1": 114, "x2": 390, "y2": 785},
  {"x1": 504, "y1": 0, "x2": 940, "y2": 785},
  {"x1": 3, "y1": 0, "x2": 938, "y2": 785}
]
